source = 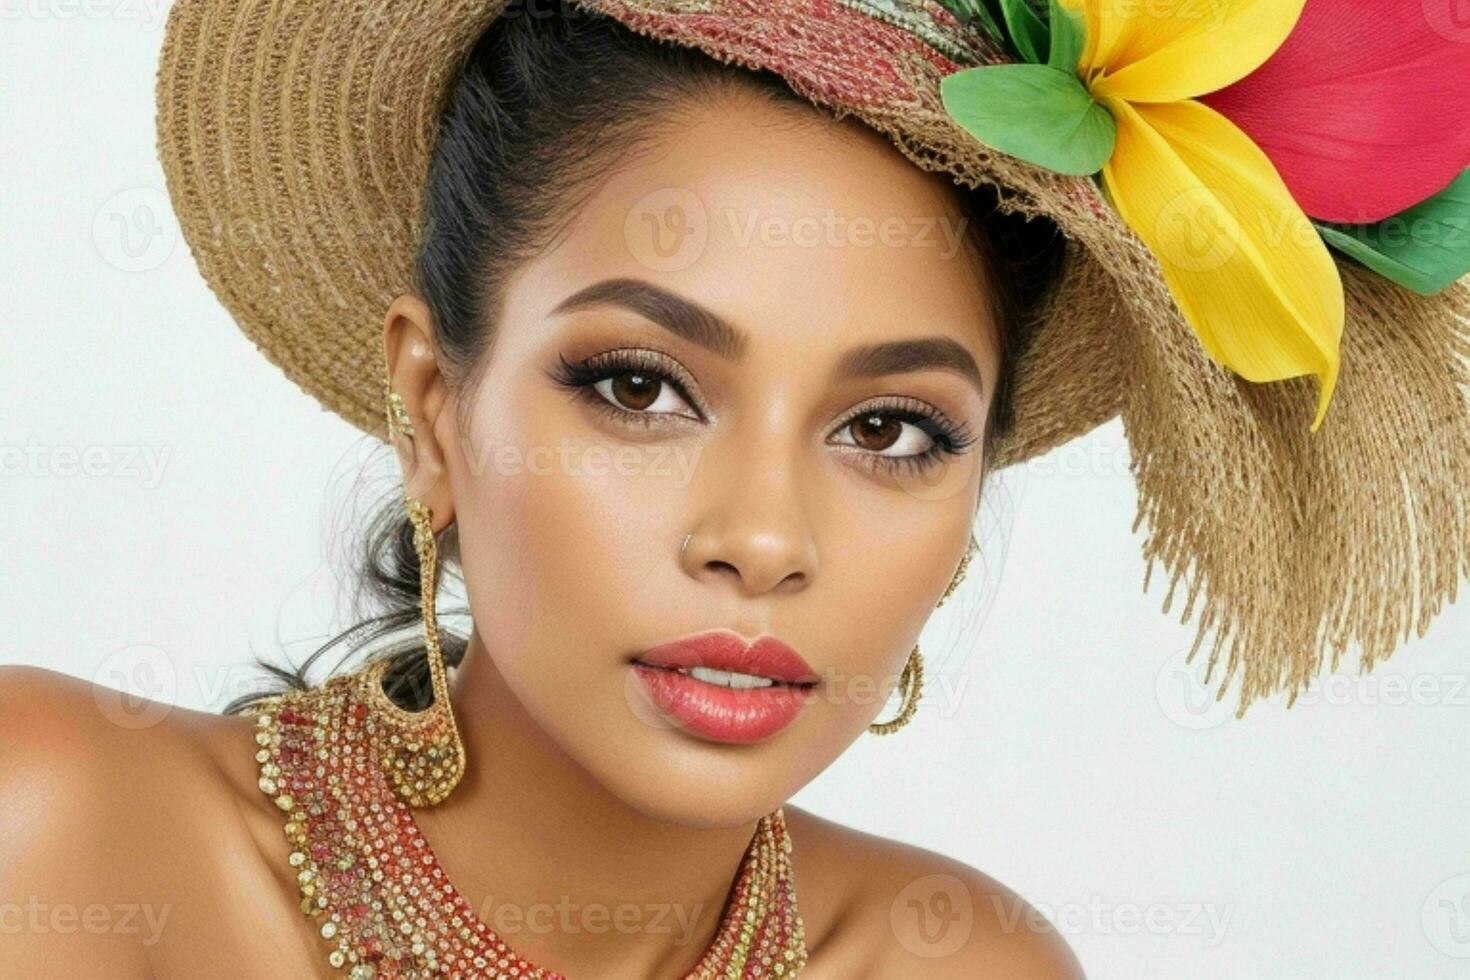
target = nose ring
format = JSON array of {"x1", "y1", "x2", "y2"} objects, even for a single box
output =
[{"x1": 680, "y1": 531, "x2": 693, "y2": 560}]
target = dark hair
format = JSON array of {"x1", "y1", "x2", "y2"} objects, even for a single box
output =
[{"x1": 222, "y1": 4, "x2": 1064, "y2": 716}]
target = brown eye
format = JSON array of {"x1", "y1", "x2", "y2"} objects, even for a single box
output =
[
  {"x1": 610, "y1": 371, "x2": 660, "y2": 411},
  {"x1": 551, "y1": 349, "x2": 704, "y2": 424},
  {"x1": 849, "y1": 413, "x2": 901, "y2": 452},
  {"x1": 591, "y1": 368, "x2": 698, "y2": 419},
  {"x1": 840, "y1": 411, "x2": 936, "y2": 457}
]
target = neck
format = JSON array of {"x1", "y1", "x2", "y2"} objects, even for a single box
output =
[{"x1": 409, "y1": 628, "x2": 769, "y2": 977}]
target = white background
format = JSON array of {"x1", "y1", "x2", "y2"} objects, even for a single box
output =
[{"x1": 3, "y1": 8, "x2": 1469, "y2": 978}]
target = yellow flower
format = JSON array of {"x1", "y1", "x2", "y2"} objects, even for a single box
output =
[{"x1": 1062, "y1": 0, "x2": 1343, "y2": 430}]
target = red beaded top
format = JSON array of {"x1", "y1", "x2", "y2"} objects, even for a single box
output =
[{"x1": 248, "y1": 661, "x2": 808, "y2": 978}]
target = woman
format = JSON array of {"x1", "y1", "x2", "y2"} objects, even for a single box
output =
[
  {"x1": 4, "y1": 0, "x2": 1466, "y2": 977},
  {"x1": 1, "y1": 4, "x2": 1079, "y2": 977}
]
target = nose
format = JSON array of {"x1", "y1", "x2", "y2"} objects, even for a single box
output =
[{"x1": 679, "y1": 436, "x2": 819, "y2": 598}]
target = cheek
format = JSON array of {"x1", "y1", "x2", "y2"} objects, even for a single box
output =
[
  {"x1": 823, "y1": 446, "x2": 983, "y2": 633},
  {"x1": 448, "y1": 360, "x2": 979, "y2": 744},
  {"x1": 448, "y1": 379, "x2": 679, "y2": 699},
  {"x1": 817, "y1": 511, "x2": 966, "y2": 716}
]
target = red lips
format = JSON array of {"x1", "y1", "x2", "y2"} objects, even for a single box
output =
[
  {"x1": 634, "y1": 630, "x2": 820, "y2": 685},
  {"x1": 631, "y1": 630, "x2": 820, "y2": 744}
]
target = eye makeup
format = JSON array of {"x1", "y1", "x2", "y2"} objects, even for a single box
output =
[{"x1": 545, "y1": 345, "x2": 980, "y2": 473}]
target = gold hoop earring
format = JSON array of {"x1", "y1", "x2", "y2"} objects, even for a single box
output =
[
  {"x1": 868, "y1": 644, "x2": 923, "y2": 735},
  {"x1": 385, "y1": 382, "x2": 415, "y2": 440},
  {"x1": 939, "y1": 533, "x2": 978, "y2": 609},
  {"x1": 362, "y1": 389, "x2": 466, "y2": 807},
  {"x1": 866, "y1": 534, "x2": 974, "y2": 736}
]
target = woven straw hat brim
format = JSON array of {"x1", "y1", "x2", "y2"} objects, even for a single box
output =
[{"x1": 156, "y1": 0, "x2": 1470, "y2": 715}]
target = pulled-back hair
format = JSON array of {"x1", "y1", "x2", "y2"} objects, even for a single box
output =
[{"x1": 223, "y1": 3, "x2": 1064, "y2": 716}]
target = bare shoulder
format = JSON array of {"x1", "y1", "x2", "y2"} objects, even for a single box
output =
[
  {"x1": 0, "y1": 663, "x2": 259, "y2": 803},
  {"x1": 0, "y1": 664, "x2": 271, "y2": 977},
  {"x1": 782, "y1": 804, "x2": 1084, "y2": 979},
  {"x1": 0, "y1": 662, "x2": 269, "y2": 801}
]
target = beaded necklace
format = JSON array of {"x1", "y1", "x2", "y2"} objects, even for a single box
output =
[{"x1": 247, "y1": 663, "x2": 809, "y2": 978}]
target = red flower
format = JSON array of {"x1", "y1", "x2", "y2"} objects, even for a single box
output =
[{"x1": 1202, "y1": 0, "x2": 1470, "y2": 224}]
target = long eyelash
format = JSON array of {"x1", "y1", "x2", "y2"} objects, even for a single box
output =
[
  {"x1": 549, "y1": 353, "x2": 976, "y2": 472},
  {"x1": 835, "y1": 400, "x2": 979, "y2": 475},
  {"x1": 547, "y1": 349, "x2": 703, "y2": 425}
]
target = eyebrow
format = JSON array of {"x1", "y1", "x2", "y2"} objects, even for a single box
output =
[
  {"x1": 550, "y1": 277, "x2": 746, "y2": 360},
  {"x1": 549, "y1": 277, "x2": 985, "y2": 396}
]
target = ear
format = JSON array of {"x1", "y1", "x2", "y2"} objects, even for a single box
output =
[{"x1": 382, "y1": 293, "x2": 456, "y2": 534}]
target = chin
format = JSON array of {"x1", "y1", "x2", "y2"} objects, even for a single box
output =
[
  {"x1": 606, "y1": 771, "x2": 796, "y2": 831},
  {"x1": 572, "y1": 719, "x2": 809, "y2": 830}
]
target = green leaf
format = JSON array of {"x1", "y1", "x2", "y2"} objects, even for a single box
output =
[
  {"x1": 940, "y1": 63, "x2": 1116, "y2": 176},
  {"x1": 1046, "y1": 0, "x2": 1086, "y2": 72},
  {"x1": 1315, "y1": 168, "x2": 1470, "y2": 295},
  {"x1": 934, "y1": 0, "x2": 1007, "y2": 47},
  {"x1": 936, "y1": 0, "x2": 1058, "y2": 65},
  {"x1": 1000, "y1": 0, "x2": 1049, "y2": 63}
]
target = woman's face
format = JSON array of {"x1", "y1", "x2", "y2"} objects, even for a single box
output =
[{"x1": 430, "y1": 93, "x2": 998, "y2": 828}]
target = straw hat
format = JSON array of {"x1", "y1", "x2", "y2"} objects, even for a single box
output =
[{"x1": 155, "y1": 0, "x2": 1470, "y2": 715}]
